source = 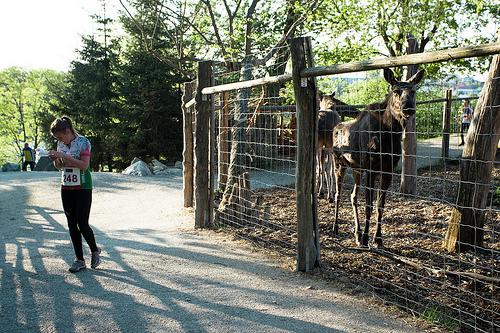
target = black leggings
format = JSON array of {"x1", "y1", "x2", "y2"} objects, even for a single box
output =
[
  {"x1": 460, "y1": 122, "x2": 470, "y2": 143},
  {"x1": 61, "y1": 189, "x2": 98, "y2": 260}
]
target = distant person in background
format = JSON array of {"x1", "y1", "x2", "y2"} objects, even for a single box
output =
[
  {"x1": 459, "y1": 99, "x2": 473, "y2": 146},
  {"x1": 21, "y1": 143, "x2": 36, "y2": 171}
]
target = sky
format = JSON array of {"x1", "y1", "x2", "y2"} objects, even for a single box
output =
[{"x1": 0, "y1": 0, "x2": 120, "y2": 72}]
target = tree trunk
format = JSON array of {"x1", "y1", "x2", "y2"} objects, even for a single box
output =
[
  {"x1": 217, "y1": 92, "x2": 229, "y2": 191},
  {"x1": 218, "y1": 57, "x2": 253, "y2": 213},
  {"x1": 182, "y1": 80, "x2": 196, "y2": 207},
  {"x1": 400, "y1": 35, "x2": 419, "y2": 194},
  {"x1": 443, "y1": 40, "x2": 500, "y2": 252}
]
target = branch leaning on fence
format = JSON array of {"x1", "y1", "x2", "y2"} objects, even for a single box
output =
[{"x1": 201, "y1": 42, "x2": 500, "y2": 95}]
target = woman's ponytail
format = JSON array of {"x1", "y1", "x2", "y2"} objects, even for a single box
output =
[{"x1": 50, "y1": 116, "x2": 77, "y2": 135}]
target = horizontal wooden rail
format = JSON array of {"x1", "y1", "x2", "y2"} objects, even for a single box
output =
[
  {"x1": 202, "y1": 73, "x2": 292, "y2": 95},
  {"x1": 185, "y1": 98, "x2": 195, "y2": 108},
  {"x1": 257, "y1": 95, "x2": 479, "y2": 113},
  {"x1": 260, "y1": 105, "x2": 297, "y2": 111},
  {"x1": 200, "y1": 43, "x2": 500, "y2": 95},
  {"x1": 417, "y1": 95, "x2": 479, "y2": 105},
  {"x1": 184, "y1": 98, "x2": 226, "y2": 110},
  {"x1": 303, "y1": 43, "x2": 500, "y2": 78}
]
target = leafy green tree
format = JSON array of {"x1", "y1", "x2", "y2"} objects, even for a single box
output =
[
  {"x1": 118, "y1": 49, "x2": 183, "y2": 165},
  {"x1": 0, "y1": 68, "x2": 65, "y2": 164},
  {"x1": 118, "y1": 0, "x2": 320, "y2": 75},
  {"x1": 51, "y1": 31, "x2": 121, "y2": 171},
  {"x1": 0, "y1": 67, "x2": 31, "y2": 158},
  {"x1": 304, "y1": 0, "x2": 499, "y2": 77},
  {"x1": 339, "y1": 77, "x2": 388, "y2": 106}
]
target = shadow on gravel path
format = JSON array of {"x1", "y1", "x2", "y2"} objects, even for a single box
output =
[{"x1": 0, "y1": 172, "x2": 424, "y2": 333}]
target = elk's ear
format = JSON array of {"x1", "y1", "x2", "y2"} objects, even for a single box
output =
[
  {"x1": 330, "y1": 91, "x2": 336, "y2": 97},
  {"x1": 318, "y1": 91, "x2": 324, "y2": 98},
  {"x1": 408, "y1": 69, "x2": 425, "y2": 85},
  {"x1": 383, "y1": 68, "x2": 397, "y2": 85}
]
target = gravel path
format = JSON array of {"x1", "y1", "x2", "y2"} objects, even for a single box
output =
[{"x1": 0, "y1": 171, "x2": 427, "y2": 333}]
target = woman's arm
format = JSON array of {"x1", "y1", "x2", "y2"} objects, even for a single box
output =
[
  {"x1": 60, "y1": 154, "x2": 90, "y2": 170},
  {"x1": 48, "y1": 151, "x2": 90, "y2": 170}
]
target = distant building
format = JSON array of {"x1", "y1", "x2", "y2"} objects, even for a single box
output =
[{"x1": 454, "y1": 77, "x2": 483, "y2": 97}]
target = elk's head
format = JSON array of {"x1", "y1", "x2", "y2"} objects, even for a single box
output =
[
  {"x1": 319, "y1": 91, "x2": 336, "y2": 111},
  {"x1": 383, "y1": 68, "x2": 425, "y2": 126}
]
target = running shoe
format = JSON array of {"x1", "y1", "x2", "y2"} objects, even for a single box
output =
[
  {"x1": 69, "y1": 259, "x2": 86, "y2": 273},
  {"x1": 91, "y1": 248, "x2": 101, "y2": 269}
]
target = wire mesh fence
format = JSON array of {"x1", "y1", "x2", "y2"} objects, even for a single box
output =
[
  {"x1": 211, "y1": 50, "x2": 298, "y2": 253},
  {"x1": 193, "y1": 44, "x2": 500, "y2": 332}
]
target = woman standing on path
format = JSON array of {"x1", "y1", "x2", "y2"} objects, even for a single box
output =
[{"x1": 48, "y1": 116, "x2": 101, "y2": 273}]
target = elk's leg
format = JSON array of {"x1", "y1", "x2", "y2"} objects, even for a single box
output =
[
  {"x1": 362, "y1": 171, "x2": 377, "y2": 247},
  {"x1": 317, "y1": 148, "x2": 325, "y2": 199},
  {"x1": 373, "y1": 173, "x2": 391, "y2": 248},
  {"x1": 351, "y1": 170, "x2": 362, "y2": 245},
  {"x1": 333, "y1": 161, "x2": 346, "y2": 235},
  {"x1": 325, "y1": 149, "x2": 334, "y2": 203}
]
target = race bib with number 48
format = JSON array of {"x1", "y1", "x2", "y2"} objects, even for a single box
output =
[{"x1": 61, "y1": 168, "x2": 81, "y2": 186}]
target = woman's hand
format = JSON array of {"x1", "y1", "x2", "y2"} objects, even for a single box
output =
[
  {"x1": 48, "y1": 150, "x2": 60, "y2": 161},
  {"x1": 48, "y1": 150, "x2": 64, "y2": 169}
]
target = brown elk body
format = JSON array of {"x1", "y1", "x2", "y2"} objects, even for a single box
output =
[
  {"x1": 332, "y1": 68, "x2": 425, "y2": 247},
  {"x1": 317, "y1": 93, "x2": 341, "y2": 202}
]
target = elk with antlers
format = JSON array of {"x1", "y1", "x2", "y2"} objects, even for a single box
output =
[{"x1": 332, "y1": 68, "x2": 425, "y2": 248}]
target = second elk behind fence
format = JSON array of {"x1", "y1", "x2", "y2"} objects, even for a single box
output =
[{"x1": 317, "y1": 92, "x2": 341, "y2": 204}]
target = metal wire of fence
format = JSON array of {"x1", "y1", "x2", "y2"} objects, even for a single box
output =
[{"x1": 211, "y1": 47, "x2": 298, "y2": 253}]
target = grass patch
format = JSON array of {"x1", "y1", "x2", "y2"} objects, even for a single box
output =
[{"x1": 422, "y1": 306, "x2": 459, "y2": 331}]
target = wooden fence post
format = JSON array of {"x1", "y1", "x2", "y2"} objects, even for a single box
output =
[
  {"x1": 209, "y1": 85, "x2": 216, "y2": 226},
  {"x1": 442, "y1": 89, "x2": 452, "y2": 160},
  {"x1": 400, "y1": 35, "x2": 419, "y2": 195},
  {"x1": 194, "y1": 61, "x2": 213, "y2": 228},
  {"x1": 218, "y1": 92, "x2": 229, "y2": 190},
  {"x1": 182, "y1": 81, "x2": 195, "y2": 207},
  {"x1": 289, "y1": 36, "x2": 319, "y2": 272}
]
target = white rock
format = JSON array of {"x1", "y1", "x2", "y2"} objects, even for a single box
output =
[
  {"x1": 122, "y1": 161, "x2": 153, "y2": 176},
  {"x1": 151, "y1": 159, "x2": 168, "y2": 174},
  {"x1": 130, "y1": 157, "x2": 143, "y2": 165}
]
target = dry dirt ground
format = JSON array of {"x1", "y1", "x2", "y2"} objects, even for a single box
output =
[
  {"x1": 0, "y1": 171, "x2": 431, "y2": 333},
  {"x1": 223, "y1": 162, "x2": 500, "y2": 333}
]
